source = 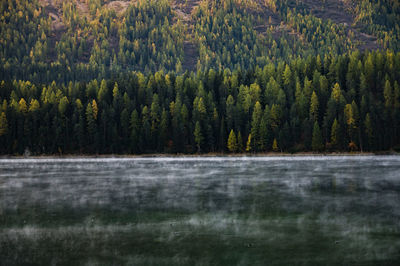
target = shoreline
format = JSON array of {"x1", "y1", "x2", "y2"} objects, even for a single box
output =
[{"x1": 1, "y1": 151, "x2": 399, "y2": 159}]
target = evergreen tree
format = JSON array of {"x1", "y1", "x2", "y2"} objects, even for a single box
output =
[
  {"x1": 237, "y1": 131, "x2": 244, "y2": 152},
  {"x1": 227, "y1": 129, "x2": 238, "y2": 153},
  {"x1": 130, "y1": 110, "x2": 140, "y2": 153},
  {"x1": 384, "y1": 79, "x2": 393, "y2": 109},
  {"x1": 364, "y1": 113, "x2": 374, "y2": 150},
  {"x1": 259, "y1": 113, "x2": 269, "y2": 151},
  {"x1": 310, "y1": 91, "x2": 319, "y2": 122},
  {"x1": 246, "y1": 134, "x2": 252, "y2": 152},
  {"x1": 330, "y1": 118, "x2": 340, "y2": 149},
  {"x1": 194, "y1": 121, "x2": 203, "y2": 153},
  {"x1": 226, "y1": 95, "x2": 235, "y2": 131},
  {"x1": 272, "y1": 138, "x2": 278, "y2": 152},
  {"x1": 250, "y1": 101, "x2": 263, "y2": 151},
  {"x1": 86, "y1": 101, "x2": 98, "y2": 151},
  {"x1": 0, "y1": 112, "x2": 8, "y2": 137},
  {"x1": 344, "y1": 103, "x2": 355, "y2": 141},
  {"x1": 159, "y1": 109, "x2": 168, "y2": 152},
  {"x1": 312, "y1": 121, "x2": 324, "y2": 151},
  {"x1": 120, "y1": 108, "x2": 130, "y2": 152}
]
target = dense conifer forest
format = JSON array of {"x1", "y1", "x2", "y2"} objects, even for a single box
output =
[{"x1": 0, "y1": 0, "x2": 399, "y2": 154}]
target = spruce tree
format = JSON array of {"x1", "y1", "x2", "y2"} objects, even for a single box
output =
[
  {"x1": 237, "y1": 131, "x2": 243, "y2": 152},
  {"x1": 0, "y1": 112, "x2": 8, "y2": 137},
  {"x1": 312, "y1": 121, "x2": 324, "y2": 152},
  {"x1": 194, "y1": 121, "x2": 203, "y2": 153}
]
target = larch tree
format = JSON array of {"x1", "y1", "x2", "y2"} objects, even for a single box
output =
[
  {"x1": 227, "y1": 129, "x2": 237, "y2": 152},
  {"x1": 272, "y1": 138, "x2": 278, "y2": 152},
  {"x1": 18, "y1": 98, "x2": 28, "y2": 114},
  {"x1": 246, "y1": 134, "x2": 252, "y2": 152},
  {"x1": 344, "y1": 103, "x2": 355, "y2": 141}
]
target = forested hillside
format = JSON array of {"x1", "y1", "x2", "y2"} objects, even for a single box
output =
[{"x1": 0, "y1": 0, "x2": 399, "y2": 154}]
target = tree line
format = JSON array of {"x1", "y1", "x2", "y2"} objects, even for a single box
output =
[{"x1": 1, "y1": 51, "x2": 399, "y2": 154}]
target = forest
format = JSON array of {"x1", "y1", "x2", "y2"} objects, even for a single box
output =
[
  {"x1": 1, "y1": 0, "x2": 400, "y2": 154},
  {"x1": 1, "y1": 50, "x2": 400, "y2": 154}
]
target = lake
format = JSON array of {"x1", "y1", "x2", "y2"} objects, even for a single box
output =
[{"x1": 0, "y1": 156, "x2": 400, "y2": 265}]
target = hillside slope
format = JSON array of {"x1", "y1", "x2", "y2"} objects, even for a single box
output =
[{"x1": 0, "y1": 0, "x2": 399, "y2": 82}]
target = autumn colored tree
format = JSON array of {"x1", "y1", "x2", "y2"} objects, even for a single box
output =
[{"x1": 227, "y1": 130, "x2": 238, "y2": 153}]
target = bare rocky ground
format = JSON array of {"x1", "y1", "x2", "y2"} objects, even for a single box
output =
[
  {"x1": 291, "y1": 0, "x2": 380, "y2": 50},
  {"x1": 173, "y1": 0, "x2": 201, "y2": 71}
]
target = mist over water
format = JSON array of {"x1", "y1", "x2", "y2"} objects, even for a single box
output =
[{"x1": 1, "y1": 156, "x2": 400, "y2": 265}]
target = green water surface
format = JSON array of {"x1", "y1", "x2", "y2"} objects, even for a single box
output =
[{"x1": 0, "y1": 156, "x2": 399, "y2": 265}]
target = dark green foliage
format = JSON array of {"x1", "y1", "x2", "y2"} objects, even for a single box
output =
[{"x1": 1, "y1": 51, "x2": 399, "y2": 154}]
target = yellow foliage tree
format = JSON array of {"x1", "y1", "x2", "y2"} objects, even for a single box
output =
[
  {"x1": 18, "y1": 98, "x2": 28, "y2": 113},
  {"x1": 272, "y1": 138, "x2": 278, "y2": 152},
  {"x1": 92, "y1": 99, "x2": 98, "y2": 120},
  {"x1": 246, "y1": 134, "x2": 252, "y2": 152},
  {"x1": 0, "y1": 112, "x2": 8, "y2": 136},
  {"x1": 227, "y1": 129, "x2": 237, "y2": 152}
]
